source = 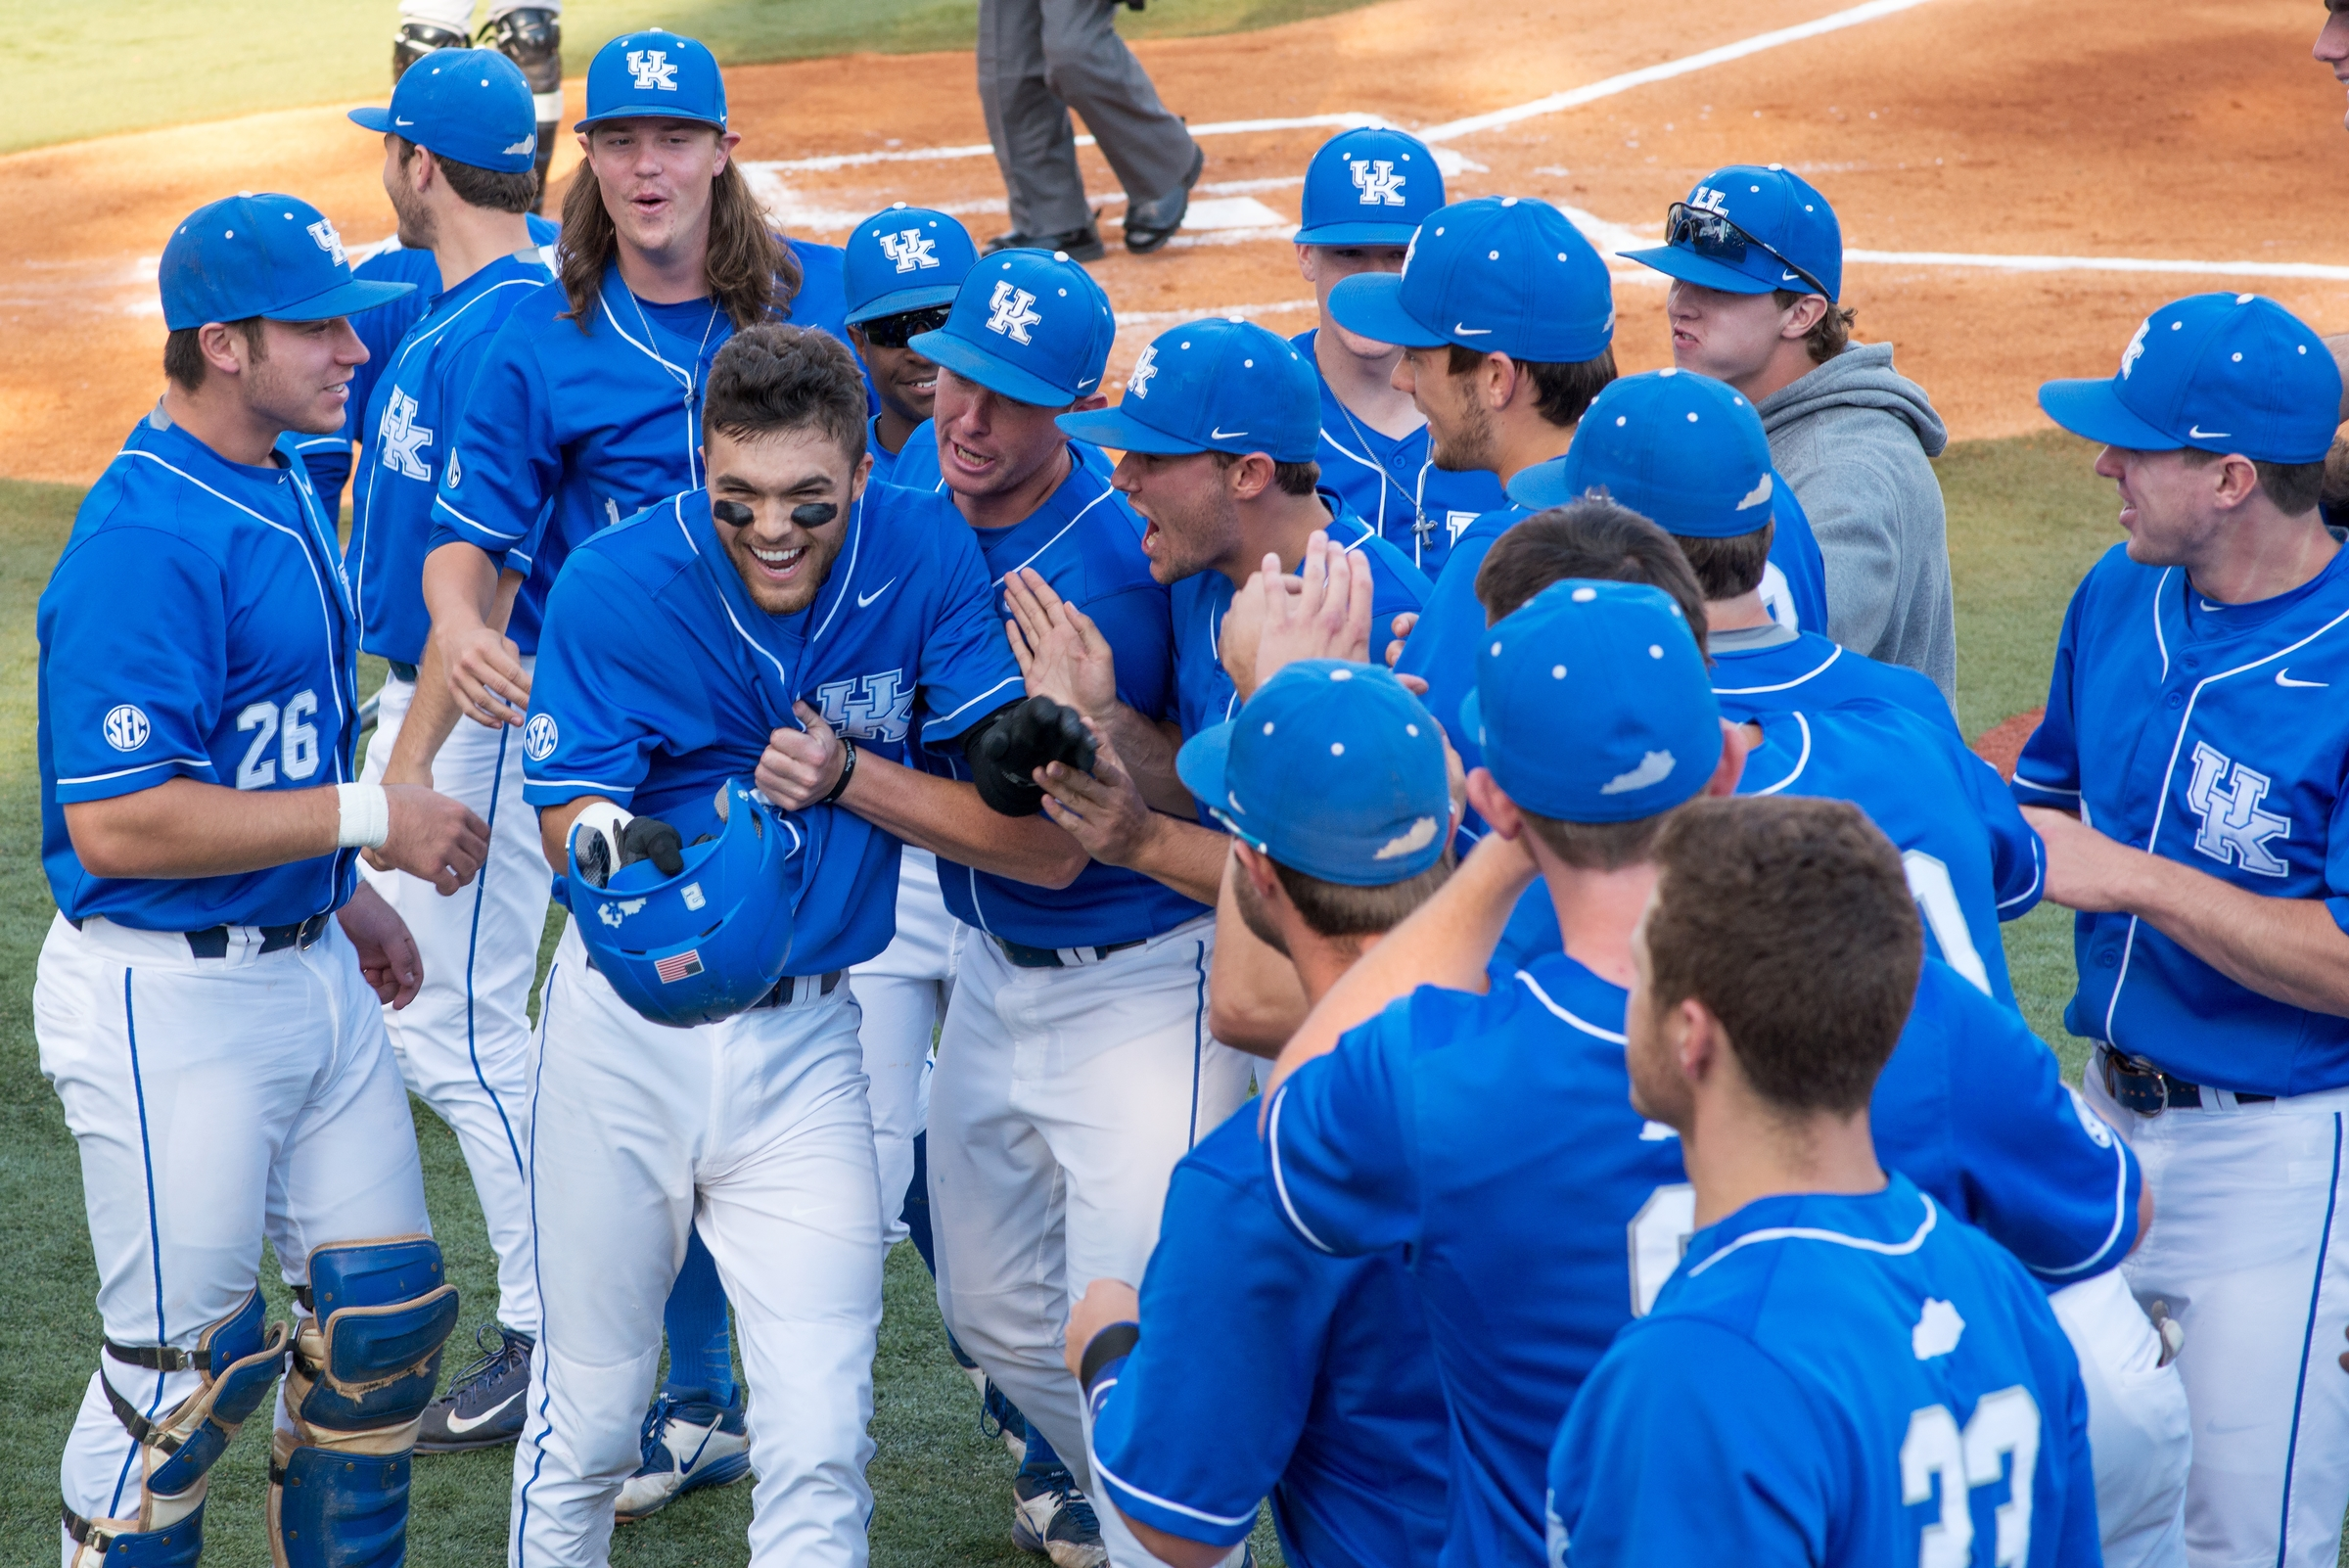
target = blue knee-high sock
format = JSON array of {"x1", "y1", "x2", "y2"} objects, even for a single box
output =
[
  {"x1": 1020, "y1": 1424, "x2": 1064, "y2": 1478},
  {"x1": 662, "y1": 1226, "x2": 736, "y2": 1405},
  {"x1": 901, "y1": 1130, "x2": 937, "y2": 1276}
]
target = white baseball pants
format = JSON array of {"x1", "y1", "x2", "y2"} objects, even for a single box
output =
[
  {"x1": 2085, "y1": 1063, "x2": 2349, "y2": 1568},
  {"x1": 2048, "y1": 1267, "x2": 2192, "y2": 1568},
  {"x1": 849, "y1": 849, "x2": 963, "y2": 1242},
  {"x1": 35, "y1": 913, "x2": 431, "y2": 1561},
  {"x1": 509, "y1": 921, "x2": 885, "y2": 1568},
  {"x1": 361, "y1": 669, "x2": 547, "y2": 1336},
  {"x1": 927, "y1": 917, "x2": 1252, "y2": 1501}
]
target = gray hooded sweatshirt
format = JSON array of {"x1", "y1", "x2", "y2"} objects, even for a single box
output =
[{"x1": 1758, "y1": 342, "x2": 1958, "y2": 707}]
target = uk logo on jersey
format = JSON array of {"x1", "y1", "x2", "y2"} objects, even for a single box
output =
[
  {"x1": 627, "y1": 50, "x2": 678, "y2": 91},
  {"x1": 306, "y1": 218, "x2": 346, "y2": 266},
  {"x1": 524, "y1": 713, "x2": 560, "y2": 761},
  {"x1": 378, "y1": 390, "x2": 434, "y2": 482},
  {"x1": 1351, "y1": 159, "x2": 1406, "y2": 207},
  {"x1": 2186, "y1": 740, "x2": 2290, "y2": 876},
  {"x1": 814, "y1": 670, "x2": 914, "y2": 744},
  {"x1": 985, "y1": 281, "x2": 1042, "y2": 345},
  {"x1": 102, "y1": 704, "x2": 151, "y2": 753},
  {"x1": 878, "y1": 229, "x2": 939, "y2": 273},
  {"x1": 1128, "y1": 345, "x2": 1160, "y2": 398}
]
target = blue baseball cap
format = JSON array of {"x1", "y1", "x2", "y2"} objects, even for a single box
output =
[
  {"x1": 909, "y1": 250, "x2": 1116, "y2": 407},
  {"x1": 1507, "y1": 369, "x2": 1776, "y2": 538},
  {"x1": 2038, "y1": 293, "x2": 2345, "y2": 466},
  {"x1": 576, "y1": 30, "x2": 726, "y2": 131},
  {"x1": 843, "y1": 205, "x2": 978, "y2": 326},
  {"x1": 1294, "y1": 127, "x2": 1445, "y2": 247},
  {"x1": 160, "y1": 194, "x2": 414, "y2": 331},
  {"x1": 1055, "y1": 318, "x2": 1318, "y2": 463},
  {"x1": 1175, "y1": 661, "x2": 1450, "y2": 887},
  {"x1": 1326, "y1": 196, "x2": 1614, "y2": 362},
  {"x1": 1621, "y1": 164, "x2": 1842, "y2": 301},
  {"x1": 1460, "y1": 579, "x2": 1720, "y2": 824},
  {"x1": 348, "y1": 49, "x2": 538, "y2": 173}
]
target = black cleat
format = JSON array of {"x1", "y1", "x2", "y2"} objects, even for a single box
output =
[
  {"x1": 1122, "y1": 145, "x2": 1204, "y2": 254},
  {"x1": 415, "y1": 1325, "x2": 533, "y2": 1453},
  {"x1": 986, "y1": 225, "x2": 1106, "y2": 263}
]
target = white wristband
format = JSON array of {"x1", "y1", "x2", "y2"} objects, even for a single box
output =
[{"x1": 336, "y1": 782, "x2": 392, "y2": 850}]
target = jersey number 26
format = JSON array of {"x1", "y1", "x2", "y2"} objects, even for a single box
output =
[{"x1": 235, "y1": 690, "x2": 323, "y2": 790}]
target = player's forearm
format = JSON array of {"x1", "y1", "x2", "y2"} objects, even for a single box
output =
[
  {"x1": 536, "y1": 794, "x2": 604, "y2": 875},
  {"x1": 2127, "y1": 856, "x2": 2349, "y2": 1016},
  {"x1": 422, "y1": 540, "x2": 504, "y2": 632},
  {"x1": 1097, "y1": 706, "x2": 1193, "y2": 816},
  {"x1": 842, "y1": 754, "x2": 1086, "y2": 889},
  {"x1": 1208, "y1": 855, "x2": 1310, "y2": 1056},
  {"x1": 1264, "y1": 834, "x2": 1529, "y2": 1099},
  {"x1": 66, "y1": 778, "x2": 341, "y2": 879},
  {"x1": 1108, "y1": 813, "x2": 1226, "y2": 905},
  {"x1": 381, "y1": 635, "x2": 466, "y2": 785}
]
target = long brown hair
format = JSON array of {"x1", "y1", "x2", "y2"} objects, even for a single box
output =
[{"x1": 557, "y1": 144, "x2": 803, "y2": 332}]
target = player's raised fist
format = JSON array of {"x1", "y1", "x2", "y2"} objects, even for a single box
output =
[
  {"x1": 380, "y1": 784, "x2": 491, "y2": 896},
  {"x1": 758, "y1": 702, "x2": 850, "y2": 810}
]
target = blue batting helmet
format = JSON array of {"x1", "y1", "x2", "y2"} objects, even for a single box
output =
[{"x1": 566, "y1": 780, "x2": 799, "y2": 1028}]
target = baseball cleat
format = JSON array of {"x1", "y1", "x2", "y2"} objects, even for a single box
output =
[
  {"x1": 949, "y1": 1331, "x2": 1031, "y2": 1459},
  {"x1": 415, "y1": 1325, "x2": 534, "y2": 1453},
  {"x1": 986, "y1": 225, "x2": 1106, "y2": 263},
  {"x1": 1122, "y1": 146, "x2": 1204, "y2": 254},
  {"x1": 1012, "y1": 1466, "x2": 1108, "y2": 1568},
  {"x1": 614, "y1": 1389, "x2": 752, "y2": 1523}
]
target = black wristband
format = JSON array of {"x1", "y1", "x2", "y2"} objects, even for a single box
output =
[
  {"x1": 1078, "y1": 1320, "x2": 1141, "y2": 1393},
  {"x1": 819, "y1": 737, "x2": 858, "y2": 805}
]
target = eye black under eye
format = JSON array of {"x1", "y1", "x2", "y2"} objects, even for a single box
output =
[
  {"x1": 713, "y1": 500, "x2": 754, "y2": 527},
  {"x1": 792, "y1": 503, "x2": 840, "y2": 528}
]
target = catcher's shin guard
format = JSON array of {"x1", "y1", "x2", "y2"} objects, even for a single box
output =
[
  {"x1": 67, "y1": 1288, "x2": 290, "y2": 1567},
  {"x1": 269, "y1": 1238, "x2": 459, "y2": 1568},
  {"x1": 392, "y1": 21, "x2": 470, "y2": 83},
  {"x1": 486, "y1": 8, "x2": 562, "y2": 194}
]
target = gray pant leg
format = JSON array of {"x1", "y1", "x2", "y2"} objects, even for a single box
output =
[
  {"x1": 1038, "y1": 0, "x2": 1197, "y2": 207},
  {"x1": 979, "y1": 0, "x2": 1093, "y2": 237}
]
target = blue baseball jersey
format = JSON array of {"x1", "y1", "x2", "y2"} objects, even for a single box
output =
[
  {"x1": 1169, "y1": 494, "x2": 1432, "y2": 743},
  {"x1": 887, "y1": 416, "x2": 1116, "y2": 496},
  {"x1": 2013, "y1": 542, "x2": 2349, "y2": 1096},
  {"x1": 1086, "y1": 1113, "x2": 1450, "y2": 1568},
  {"x1": 40, "y1": 410, "x2": 362, "y2": 930},
  {"x1": 1294, "y1": 328, "x2": 1507, "y2": 579},
  {"x1": 522, "y1": 482, "x2": 1023, "y2": 975},
  {"x1": 1742, "y1": 701, "x2": 2042, "y2": 1003},
  {"x1": 1269, "y1": 949, "x2": 2135, "y2": 1568},
  {"x1": 918, "y1": 454, "x2": 1202, "y2": 947},
  {"x1": 429, "y1": 240, "x2": 852, "y2": 644},
  {"x1": 295, "y1": 219, "x2": 560, "y2": 507},
  {"x1": 1710, "y1": 624, "x2": 1959, "y2": 736},
  {"x1": 865, "y1": 413, "x2": 906, "y2": 487},
  {"x1": 345, "y1": 250, "x2": 554, "y2": 664},
  {"x1": 1546, "y1": 1176, "x2": 2099, "y2": 1568}
]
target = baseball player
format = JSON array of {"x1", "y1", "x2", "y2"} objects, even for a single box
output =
[
  {"x1": 317, "y1": 49, "x2": 559, "y2": 1456},
  {"x1": 393, "y1": 1, "x2": 562, "y2": 201},
  {"x1": 1061, "y1": 661, "x2": 1453, "y2": 1568},
  {"x1": 1507, "y1": 368, "x2": 1948, "y2": 730},
  {"x1": 511, "y1": 322, "x2": 1077, "y2": 1565},
  {"x1": 899, "y1": 251, "x2": 1255, "y2": 1565},
  {"x1": 36, "y1": 193, "x2": 485, "y2": 1566},
  {"x1": 1621, "y1": 163, "x2": 1957, "y2": 705},
  {"x1": 1259, "y1": 579, "x2": 2151, "y2": 1568},
  {"x1": 2022, "y1": 292, "x2": 2349, "y2": 1567},
  {"x1": 1287, "y1": 127, "x2": 1504, "y2": 578},
  {"x1": 842, "y1": 205, "x2": 977, "y2": 486},
  {"x1": 977, "y1": 0, "x2": 1202, "y2": 256},
  {"x1": 1546, "y1": 796, "x2": 2100, "y2": 1566},
  {"x1": 419, "y1": 29, "x2": 855, "y2": 1508}
]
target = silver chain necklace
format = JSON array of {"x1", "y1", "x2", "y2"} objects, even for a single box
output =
[{"x1": 622, "y1": 278, "x2": 722, "y2": 409}]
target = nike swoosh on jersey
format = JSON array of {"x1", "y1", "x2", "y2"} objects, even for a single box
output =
[
  {"x1": 2187, "y1": 425, "x2": 2232, "y2": 439},
  {"x1": 856, "y1": 577, "x2": 898, "y2": 609},
  {"x1": 1209, "y1": 427, "x2": 1249, "y2": 439},
  {"x1": 2276, "y1": 669, "x2": 2329, "y2": 688},
  {"x1": 1453, "y1": 324, "x2": 1494, "y2": 337},
  {"x1": 440, "y1": 1389, "x2": 524, "y2": 1435}
]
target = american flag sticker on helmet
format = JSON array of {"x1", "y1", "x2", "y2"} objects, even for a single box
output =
[{"x1": 655, "y1": 950, "x2": 705, "y2": 984}]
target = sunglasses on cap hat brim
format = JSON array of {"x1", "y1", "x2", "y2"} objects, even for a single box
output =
[
  {"x1": 856, "y1": 304, "x2": 953, "y2": 350},
  {"x1": 1665, "y1": 203, "x2": 1833, "y2": 301}
]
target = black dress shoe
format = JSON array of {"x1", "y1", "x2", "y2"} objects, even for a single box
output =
[
  {"x1": 1122, "y1": 145, "x2": 1205, "y2": 254},
  {"x1": 985, "y1": 225, "x2": 1106, "y2": 262}
]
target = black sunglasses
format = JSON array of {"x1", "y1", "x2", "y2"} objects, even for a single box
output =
[
  {"x1": 1665, "y1": 202, "x2": 1832, "y2": 300},
  {"x1": 858, "y1": 304, "x2": 953, "y2": 349}
]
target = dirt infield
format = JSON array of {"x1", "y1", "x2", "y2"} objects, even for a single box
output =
[{"x1": 1, "y1": 0, "x2": 2342, "y2": 486}]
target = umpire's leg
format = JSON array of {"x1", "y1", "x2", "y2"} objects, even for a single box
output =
[
  {"x1": 978, "y1": 0, "x2": 1093, "y2": 238},
  {"x1": 1037, "y1": 0, "x2": 1197, "y2": 209}
]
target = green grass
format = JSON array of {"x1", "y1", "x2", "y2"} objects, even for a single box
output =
[
  {"x1": 0, "y1": 434, "x2": 2117, "y2": 1564},
  {"x1": 8, "y1": 0, "x2": 1380, "y2": 157}
]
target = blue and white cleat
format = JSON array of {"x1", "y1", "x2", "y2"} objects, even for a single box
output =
[
  {"x1": 613, "y1": 1389, "x2": 751, "y2": 1523},
  {"x1": 415, "y1": 1325, "x2": 533, "y2": 1453}
]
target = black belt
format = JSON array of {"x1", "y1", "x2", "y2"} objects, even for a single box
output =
[
  {"x1": 2099, "y1": 1048, "x2": 2275, "y2": 1117},
  {"x1": 758, "y1": 970, "x2": 845, "y2": 1008},
  {"x1": 993, "y1": 936, "x2": 1149, "y2": 969},
  {"x1": 185, "y1": 912, "x2": 334, "y2": 959},
  {"x1": 386, "y1": 660, "x2": 420, "y2": 682}
]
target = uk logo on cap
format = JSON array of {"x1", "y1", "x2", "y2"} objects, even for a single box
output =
[
  {"x1": 908, "y1": 250, "x2": 1116, "y2": 407},
  {"x1": 1296, "y1": 126, "x2": 1445, "y2": 247},
  {"x1": 843, "y1": 204, "x2": 977, "y2": 326},
  {"x1": 627, "y1": 50, "x2": 679, "y2": 91},
  {"x1": 577, "y1": 30, "x2": 726, "y2": 131}
]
